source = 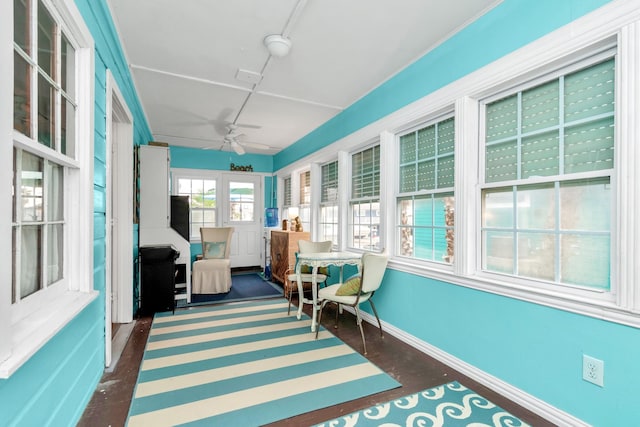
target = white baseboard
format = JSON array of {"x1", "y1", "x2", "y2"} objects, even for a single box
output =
[{"x1": 347, "y1": 307, "x2": 589, "y2": 426}]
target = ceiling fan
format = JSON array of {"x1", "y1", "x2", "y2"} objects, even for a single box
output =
[{"x1": 218, "y1": 124, "x2": 271, "y2": 155}]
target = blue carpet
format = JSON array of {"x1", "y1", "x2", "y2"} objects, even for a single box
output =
[
  {"x1": 315, "y1": 381, "x2": 530, "y2": 427},
  {"x1": 127, "y1": 299, "x2": 401, "y2": 426},
  {"x1": 187, "y1": 273, "x2": 282, "y2": 306}
]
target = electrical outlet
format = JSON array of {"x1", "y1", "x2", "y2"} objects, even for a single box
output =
[{"x1": 583, "y1": 355, "x2": 604, "y2": 387}]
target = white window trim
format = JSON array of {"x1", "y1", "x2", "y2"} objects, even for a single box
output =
[
  {"x1": 0, "y1": 0, "x2": 97, "y2": 378},
  {"x1": 273, "y1": 0, "x2": 640, "y2": 328}
]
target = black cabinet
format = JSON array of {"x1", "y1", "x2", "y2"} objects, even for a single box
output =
[{"x1": 139, "y1": 245, "x2": 179, "y2": 315}]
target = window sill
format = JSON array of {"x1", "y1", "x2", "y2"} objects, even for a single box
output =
[
  {"x1": 0, "y1": 290, "x2": 99, "y2": 378},
  {"x1": 388, "y1": 258, "x2": 640, "y2": 329}
]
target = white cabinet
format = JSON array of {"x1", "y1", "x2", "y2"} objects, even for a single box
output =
[{"x1": 139, "y1": 145, "x2": 192, "y2": 304}]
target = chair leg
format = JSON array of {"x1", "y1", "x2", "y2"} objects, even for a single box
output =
[
  {"x1": 354, "y1": 306, "x2": 367, "y2": 355},
  {"x1": 369, "y1": 299, "x2": 383, "y2": 338},
  {"x1": 287, "y1": 283, "x2": 292, "y2": 315},
  {"x1": 315, "y1": 300, "x2": 328, "y2": 340},
  {"x1": 334, "y1": 303, "x2": 340, "y2": 329}
]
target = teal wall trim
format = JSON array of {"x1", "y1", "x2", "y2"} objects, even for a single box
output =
[
  {"x1": 169, "y1": 145, "x2": 273, "y2": 172},
  {"x1": 273, "y1": 0, "x2": 611, "y2": 170}
]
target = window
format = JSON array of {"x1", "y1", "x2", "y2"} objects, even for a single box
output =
[
  {"x1": 12, "y1": 0, "x2": 79, "y2": 302},
  {"x1": 298, "y1": 170, "x2": 310, "y2": 232},
  {"x1": 480, "y1": 55, "x2": 614, "y2": 291},
  {"x1": 2, "y1": 0, "x2": 95, "y2": 377},
  {"x1": 397, "y1": 116, "x2": 455, "y2": 263},
  {"x1": 350, "y1": 145, "x2": 381, "y2": 250},
  {"x1": 319, "y1": 160, "x2": 339, "y2": 245},
  {"x1": 177, "y1": 177, "x2": 216, "y2": 239}
]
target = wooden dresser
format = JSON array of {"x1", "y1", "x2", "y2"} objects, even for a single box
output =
[{"x1": 270, "y1": 230, "x2": 310, "y2": 284}]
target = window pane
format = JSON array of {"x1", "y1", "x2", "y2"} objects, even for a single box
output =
[
  {"x1": 14, "y1": 51, "x2": 31, "y2": 136},
  {"x1": 434, "y1": 227, "x2": 450, "y2": 262},
  {"x1": 47, "y1": 223, "x2": 63, "y2": 284},
  {"x1": 486, "y1": 140, "x2": 517, "y2": 183},
  {"x1": 229, "y1": 182, "x2": 254, "y2": 222},
  {"x1": 203, "y1": 210, "x2": 215, "y2": 223},
  {"x1": 414, "y1": 196, "x2": 432, "y2": 227},
  {"x1": 47, "y1": 163, "x2": 63, "y2": 220},
  {"x1": 484, "y1": 231, "x2": 514, "y2": 274},
  {"x1": 414, "y1": 228, "x2": 433, "y2": 259},
  {"x1": 14, "y1": 0, "x2": 30, "y2": 54},
  {"x1": 283, "y1": 177, "x2": 291, "y2": 206},
  {"x1": 560, "y1": 178, "x2": 610, "y2": 231},
  {"x1": 564, "y1": 59, "x2": 615, "y2": 123},
  {"x1": 61, "y1": 33, "x2": 75, "y2": 97},
  {"x1": 38, "y1": 74, "x2": 55, "y2": 148},
  {"x1": 352, "y1": 145, "x2": 380, "y2": 199},
  {"x1": 517, "y1": 232, "x2": 555, "y2": 281},
  {"x1": 483, "y1": 188, "x2": 514, "y2": 228},
  {"x1": 350, "y1": 201, "x2": 380, "y2": 250},
  {"x1": 202, "y1": 180, "x2": 216, "y2": 208},
  {"x1": 38, "y1": 0, "x2": 55, "y2": 79},
  {"x1": 437, "y1": 154, "x2": 455, "y2": 188},
  {"x1": 516, "y1": 184, "x2": 555, "y2": 230},
  {"x1": 417, "y1": 126, "x2": 435, "y2": 160},
  {"x1": 300, "y1": 171, "x2": 310, "y2": 205},
  {"x1": 21, "y1": 151, "x2": 44, "y2": 222},
  {"x1": 399, "y1": 133, "x2": 416, "y2": 163},
  {"x1": 399, "y1": 164, "x2": 415, "y2": 193},
  {"x1": 321, "y1": 161, "x2": 338, "y2": 203},
  {"x1": 564, "y1": 117, "x2": 614, "y2": 174},
  {"x1": 61, "y1": 97, "x2": 76, "y2": 157},
  {"x1": 486, "y1": 95, "x2": 518, "y2": 142},
  {"x1": 521, "y1": 131, "x2": 559, "y2": 178},
  {"x1": 178, "y1": 178, "x2": 192, "y2": 195},
  {"x1": 417, "y1": 160, "x2": 435, "y2": 190},
  {"x1": 21, "y1": 225, "x2": 42, "y2": 299},
  {"x1": 561, "y1": 234, "x2": 610, "y2": 289},
  {"x1": 521, "y1": 80, "x2": 559, "y2": 133}
]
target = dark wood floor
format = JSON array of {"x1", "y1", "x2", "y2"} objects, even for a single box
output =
[{"x1": 78, "y1": 295, "x2": 554, "y2": 427}]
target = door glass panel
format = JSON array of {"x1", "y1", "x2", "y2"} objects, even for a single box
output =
[{"x1": 229, "y1": 181, "x2": 254, "y2": 222}]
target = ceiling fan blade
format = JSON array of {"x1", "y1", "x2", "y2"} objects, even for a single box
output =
[
  {"x1": 240, "y1": 141, "x2": 271, "y2": 150},
  {"x1": 230, "y1": 139, "x2": 246, "y2": 155},
  {"x1": 236, "y1": 123, "x2": 262, "y2": 129}
]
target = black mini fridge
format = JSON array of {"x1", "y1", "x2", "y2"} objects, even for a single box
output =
[{"x1": 139, "y1": 245, "x2": 179, "y2": 315}]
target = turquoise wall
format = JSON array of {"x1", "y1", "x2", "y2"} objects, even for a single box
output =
[
  {"x1": 0, "y1": 1, "x2": 152, "y2": 425},
  {"x1": 274, "y1": 0, "x2": 634, "y2": 424}
]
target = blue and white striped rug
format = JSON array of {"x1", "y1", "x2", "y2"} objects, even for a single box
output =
[{"x1": 126, "y1": 299, "x2": 401, "y2": 426}]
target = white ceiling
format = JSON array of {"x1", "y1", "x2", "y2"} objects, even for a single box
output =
[{"x1": 107, "y1": 0, "x2": 499, "y2": 155}]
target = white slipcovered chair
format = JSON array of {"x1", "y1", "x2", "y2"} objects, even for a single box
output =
[
  {"x1": 315, "y1": 252, "x2": 388, "y2": 354},
  {"x1": 192, "y1": 227, "x2": 234, "y2": 294},
  {"x1": 284, "y1": 240, "x2": 332, "y2": 315}
]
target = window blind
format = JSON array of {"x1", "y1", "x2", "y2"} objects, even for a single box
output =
[
  {"x1": 321, "y1": 161, "x2": 338, "y2": 203},
  {"x1": 299, "y1": 171, "x2": 310, "y2": 205},
  {"x1": 485, "y1": 58, "x2": 615, "y2": 183},
  {"x1": 352, "y1": 145, "x2": 380, "y2": 199},
  {"x1": 399, "y1": 117, "x2": 455, "y2": 193},
  {"x1": 283, "y1": 177, "x2": 291, "y2": 207}
]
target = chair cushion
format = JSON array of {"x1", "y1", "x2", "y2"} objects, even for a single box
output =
[
  {"x1": 203, "y1": 241, "x2": 226, "y2": 259},
  {"x1": 335, "y1": 274, "x2": 361, "y2": 296},
  {"x1": 295, "y1": 252, "x2": 330, "y2": 276}
]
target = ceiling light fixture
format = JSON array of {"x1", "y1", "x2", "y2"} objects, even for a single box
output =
[{"x1": 264, "y1": 34, "x2": 292, "y2": 58}]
